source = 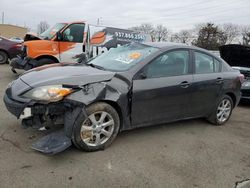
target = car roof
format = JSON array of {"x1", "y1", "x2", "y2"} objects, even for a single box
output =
[
  {"x1": 142, "y1": 42, "x2": 189, "y2": 48},
  {"x1": 142, "y1": 42, "x2": 208, "y2": 51},
  {"x1": 142, "y1": 42, "x2": 219, "y2": 58}
]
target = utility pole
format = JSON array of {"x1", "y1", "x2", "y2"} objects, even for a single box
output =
[
  {"x1": 97, "y1": 17, "x2": 103, "y2": 25},
  {"x1": 2, "y1": 12, "x2": 4, "y2": 24}
]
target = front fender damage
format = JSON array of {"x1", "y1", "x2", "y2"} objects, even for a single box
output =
[
  {"x1": 66, "y1": 82, "x2": 121, "y2": 105},
  {"x1": 31, "y1": 105, "x2": 86, "y2": 155},
  {"x1": 66, "y1": 80, "x2": 131, "y2": 130},
  {"x1": 31, "y1": 79, "x2": 129, "y2": 155}
]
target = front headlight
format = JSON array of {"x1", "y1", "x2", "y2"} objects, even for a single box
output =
[{"x1": 22, "y1": 85, "x2": 73, "y2": 102}]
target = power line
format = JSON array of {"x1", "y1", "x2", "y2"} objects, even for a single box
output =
[
  {"x1": 105, "y1": 0, "x2": 249, "y2": 26},
  {"x1": 156, "y1": 0, "x2": 238, "y2": 17},
  {"x1": 146, "y1": 1, "x2": 248, "y2": 21},
  {"x1": 166, "y1": 7, "x2": 250, "y2": 29},
  {"x1": 102, "y1": 0, "x2": 233, "y2": 20},
  {"x1": 114, "y1": 1, "x2": 250, "y2": 30}
]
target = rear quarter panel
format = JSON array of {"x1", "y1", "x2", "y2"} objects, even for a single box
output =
[{"x1": 222, "y1": 70, "x2": 242, "y2": 106}]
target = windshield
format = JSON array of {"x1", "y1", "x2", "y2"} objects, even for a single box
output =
[
  {"x1": 87, "y1": 43, "x2": 158, "y2": 71},
  {"x1": 40, "y1": 23, "x2": 66, "y2": 40}
]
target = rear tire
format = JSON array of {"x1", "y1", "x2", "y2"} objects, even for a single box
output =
[
  {"x1": 0, "y1": 51, "x2": 8, "y2": 64},
  {"x1": 36, "y1": 58, "x2": 56, "y2": 67},
  {"x1": 207, "y1": 95, "x2": 233, "y2": 126},
  {"x1": 72, "y1": 102, "x2": 120, "y2": 152}
]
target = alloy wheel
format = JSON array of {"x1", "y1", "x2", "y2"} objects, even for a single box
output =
[
  {"x1": 80, "y1": 111, "x2": 115, "y2": 147},
  {"x1": 216, "y1": 98, "x2": 232, "y2": 123}
]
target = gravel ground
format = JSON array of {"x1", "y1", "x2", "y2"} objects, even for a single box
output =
[{"x1": 0, "y1": 64, "x2": 249, "y2": 188}]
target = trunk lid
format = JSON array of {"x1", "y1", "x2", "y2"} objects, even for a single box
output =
[{"x1": 219, "y1": 44, "x2": 250, "y2": 79}]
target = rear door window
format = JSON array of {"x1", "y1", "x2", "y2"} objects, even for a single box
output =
[{"x1": 194, "y1": 52, "x2": 220, "y2": 74}]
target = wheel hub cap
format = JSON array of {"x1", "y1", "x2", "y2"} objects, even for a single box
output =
[
  {"x1": 94, "y1": 126, "x2": 102, "y2": 133},
  {"x1": 80, "y1": 111, "x2": 115, "y2": 147},
  {"x1": 216, "y1": 99, "x2": 231, "y2": 123}
]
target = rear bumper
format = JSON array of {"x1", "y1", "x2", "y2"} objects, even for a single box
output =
[{"x1": 241, "y1": 96, "x2": 250, "y2": 101}]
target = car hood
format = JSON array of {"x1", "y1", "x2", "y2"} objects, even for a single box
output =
[
  {"x1": 20, "y1": 65, "x2": 115, "y2": 88},
  {"x1": 24, "y1": 32, "x2": 42, "y2": 41},
  {"x1": 219, "y1": 44, "x2": 250, "y2": 67}
]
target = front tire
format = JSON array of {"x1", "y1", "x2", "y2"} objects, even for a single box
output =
[
  {"x1": 72, "y1": 102, "x2": 120, "y2": 152},
  {"x1": 36, "y1": 58, "x2": 56, "y2": 67},
  {"x1": 0, "y1": 51, "x2": 8, "y2": 64},
  {"x1": 207, "y1": 95, "x2": 233, "y2": 125}
]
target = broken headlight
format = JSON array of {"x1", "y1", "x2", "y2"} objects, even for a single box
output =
[{"x1": 22, "y1": 85, "x2": 73, "y2": 102}]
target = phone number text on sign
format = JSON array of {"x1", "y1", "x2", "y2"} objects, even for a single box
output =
[{"x1": 115, "y1": 32, "x2": 146, "y2": 41}]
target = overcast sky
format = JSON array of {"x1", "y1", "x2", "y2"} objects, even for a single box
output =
[{"x1": 1, "y1": 0, "x2": 250, "y2": 32}]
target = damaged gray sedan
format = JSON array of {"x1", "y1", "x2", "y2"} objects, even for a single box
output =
[{"x1": 3, "y1": 42, "x2": 243, "y2": 154}]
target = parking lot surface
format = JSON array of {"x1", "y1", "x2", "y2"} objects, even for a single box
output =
[{"x1": 0, "y1": 64, "x2": 249, "y2": 188}]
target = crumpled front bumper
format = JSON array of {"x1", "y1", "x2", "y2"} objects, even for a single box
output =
[
  {"x1": 3, "y1": 92, "x2": 27, "y2": 118},
  {"x1": 3, "y1": 90, "x2": 85, "y2": 155},
  {"x1": 10, "y1": 57, "x2": 37, "y2": 72}
]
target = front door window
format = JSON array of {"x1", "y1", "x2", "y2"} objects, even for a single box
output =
[
  {"x1": 59, "y1": 23, "x2": 85, "y2": 62},
  {"x1": 145, "y1": 50, "x2": 189, "y2": 78},
  {"x1": 62, "y1": 23, "x2": 85, "y2": 43}
]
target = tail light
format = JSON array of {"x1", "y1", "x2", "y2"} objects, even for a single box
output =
[{"x1": 238, "y1": 74, "x2": 245, "y2": 84}]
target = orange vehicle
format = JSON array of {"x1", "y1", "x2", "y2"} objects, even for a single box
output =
[{"x1": 10, "y1": 21, "x2": 151, "y2": 71}]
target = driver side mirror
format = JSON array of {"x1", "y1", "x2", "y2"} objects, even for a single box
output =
[
  {"x1": 138, "y1": 72, "x2": 147, "y2": 80},
  {"x1": 56, "y1": 31, "x2": 63, "y2": 41}
]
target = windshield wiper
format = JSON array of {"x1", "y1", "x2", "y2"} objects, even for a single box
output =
[{"x1": 88, "y1": 63, "x2": 106, "y2": 70}]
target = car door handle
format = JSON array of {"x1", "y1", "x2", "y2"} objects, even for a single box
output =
[
  {"x1": 216, "y1": 77, "x2": 223, "y2": 84},
  {"x1": 180, "y1": 81, "x2": 190, "y2": 88}
]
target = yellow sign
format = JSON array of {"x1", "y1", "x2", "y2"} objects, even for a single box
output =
[{"x1": 129, "y1": 52, "x2": 141, "y2": 59}]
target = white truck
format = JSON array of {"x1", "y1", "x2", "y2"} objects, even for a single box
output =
[{"x1": 10, "y1": 21, "x2": 151, "y2": 71}]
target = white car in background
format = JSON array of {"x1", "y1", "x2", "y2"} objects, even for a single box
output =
[{"x1": 9, "y1": 37, "x2": 24, "y2": 43}]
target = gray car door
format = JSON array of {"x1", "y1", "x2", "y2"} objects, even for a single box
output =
[
  {"x1": 188, "y1": 51, "x2": 223, "y2": 117},
  {"x1": 131, "y1": 49, "x2": 193, "y2": 127}
]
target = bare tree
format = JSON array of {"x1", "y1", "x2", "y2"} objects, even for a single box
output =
[
  {"x1": 220, "y1": 23, "x2": 239, "y2": 44},
  {"x1": 241, "y1": 25, "x2": 250, "y2": 45},
  {"x1": 129, "y1": 22, "x2": 249, "y2": 46},
  {"x1": 171, "y1": 29, "x2": 192, "y2": 44},
  {"x1": 139, "y1": 23, "x2": 155, "y2": 35},
  {"x1": 129, "y1": 23, "x2": 155, "y2": 41},
  {"x1": 154, "y1": 24, "x2": 169, "y2": 42},
  {"x1": 37, "y1": 21, "x2": 50, "y2": 34}
]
